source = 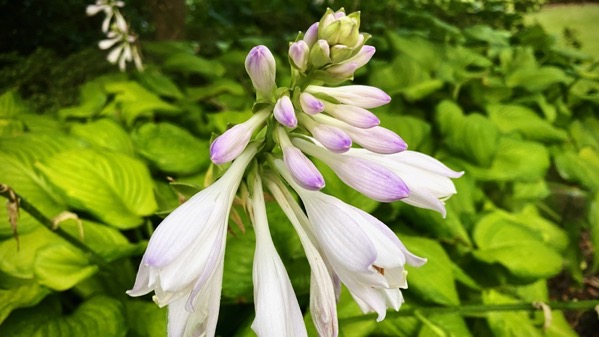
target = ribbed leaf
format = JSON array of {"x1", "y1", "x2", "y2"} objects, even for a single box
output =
[
  {"x1": 70, "y1": 118, "x2": 135, "y2": 156},
  {"x1": 34, "y1": 244, "x2": 98, "y2": 291},
  {"x1": 36, "y1": 149, "x2": 157, "y2": 228}
]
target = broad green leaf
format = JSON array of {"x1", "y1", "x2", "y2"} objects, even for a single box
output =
[
  {"x1": 401, "y1": 79, "x2": 445, "y2": 101},
  {"x1": 0, "y1": 90, "x2": 28, "y2": 117},
  {"x1": 464, "y1": 25, "x2": 510, "y2": 46},
  {"x1": 137, "y1": 71, "x2": 184, "y2": 99},
  {"x1": 0, "y1": 118, "x2": 24, "y2": 136},
  {"x1": 0, "y1": 227, "x2": 61, "y2": 279},
  {"x1": 506, "y1": 66, "x2": 571, "y2": 92},
  {"x1": 58, "y1": 81, "x2": 107, "y2": 119},
  {"x1": 487, "y1": 104, "x2": 567, "y2": 142},
  {"x1": 103, "y1": 81, "x2": 181, "y2": 126},
  {"x1": 36, "y1": 149, "x2": 157, "y2": 228},
  {"x1": 125, "y1": 300, "x2": 167, "y2": 337},
  {"x1": 0, "y1": 205, "x2": 40, "y2": 238},
  {"x1": 221, "y1": 227, "x2": 255, "y2": 300},
  {"x1": 132, "y1": 122, "x2": 210, "y2": 175},
  {"x1": 0, "y1": 280, "x2": 50, "y2": 324},
  {"x1": 386, "y1": 33, "x2": 441, "y2": 72},
  {"x1": 555, "y1": 148, "x2": 599, "y2": 191},
  {"x1": 376, "y1": 313, "x2": 420, "y2": 337},
  {"x1": 468, "y1": 138, "x2": 550, "y2": 182},
  {"x1": 401, "y1": 236, "x2": 460, "y2": 306},
  {"x1": 570, "y1": 118, "x2": 599, "y2": 149},
  {"x1": 163, "y1": 52, "x2": 226, "y2": 77},
  {"x1": 186, "y1": 79, "x2": 246, "y2": 101},
  {"x1": 207, "y1": 110, "x2": 253, "y2": 133},
  {"x1": 34, "y1": 244, "x2": 98, "y2": 291},
  {"x1": 18, "y1": 114, "x2": 63, "y2": 133},
  {"x1": 512, "y1": 179, "x2": 550, "y2": 202},
  {"x1": 482, "y1": 290, "x2": 543, "y2": 337},
  {"x1": 473, "y1": 210, "x2": 564, "y2": 280},
  {"x1": 398, "y1": 202, "x2": 471, "y2": 245},
  {"x1": 418, "y1": 313, "x2": 473, "y2": 337},
  {"x1": 70, "y1": 118, "x2": 135, "y2": 155},
  {"x1": 2, "y1": 295, "x2": 126, "y2": 337},
  {"x1": 337, "y1": 286, "x2": 378, "y2": 337}
]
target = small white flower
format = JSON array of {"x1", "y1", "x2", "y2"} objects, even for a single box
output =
[
  {"x1": 306, "y1": 85, "x2": 390, "y2": 109},
  {"x1": 127, "y1": 144, "x2": 258, "y2": 337},
  {"x1": 322, "y1": 100, "x2": 380, "y2": 128},
  {"x1": 249, "y1": 173, "x2": 308, "y2": 337}
]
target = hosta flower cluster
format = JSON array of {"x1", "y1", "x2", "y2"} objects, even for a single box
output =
[
  {"x1": 86, "y1": 0, "x2": 143, "y2": 71},
  {"x1": 128, "y1": 8, "x2": 463, "y2": 337}
]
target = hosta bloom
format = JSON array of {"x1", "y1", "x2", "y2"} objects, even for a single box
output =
[
  {"x1": 347, "y1": 149, "x2": 464, "y2": 217},
  {"x1": 245, "y1": 45, "x2": 277, "y2": 100},
  {"x1": 250, "y1": 173, "x2": 307, "y2": 337},
  {"x1": 306, "y1": 85, "x2": 390, "y2": 109},
  {"x1": 275, "y1": 160, "x2": 426, "y2": 321},
  {"x1": 294, "y1": 137, "x2": 409, "y2": 202},
  {"x1": 127, "y1": 144, "x2": 258, "y2": 337},
  {"x1": 210, "y1": 109, "x2": 270, "y2": 164}
]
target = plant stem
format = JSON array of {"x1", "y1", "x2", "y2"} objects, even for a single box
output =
[
  {"x1": 0, "y1": 184, "x2": 109, "y2": 268},
  {"x1": 340, "y1": 300, "x2": 599, "y2": 324}
]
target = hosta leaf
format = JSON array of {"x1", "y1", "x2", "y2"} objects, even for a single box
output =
[
  {"x1": 34, "y1": 244, "x2": 98, "y2": 291},
  {"x1": 132, "y1": 122, "x2": 210, "y2": 175},
  {"x1": 0, "y1": 280, "x2": 50, "y2": 324},
  {"x1": 487, "y1": 104, "x2": 567, "y2": 142},
  {"x1": 125, "y1": 300, "x2": 167, "y2": 337},
  {"x1": 0, "y1": 90, "x2": 28, "y2": 117},
  {"x1": 137, "y1": 70, "x2": 184, "y2": 99},
  {"x1": 401, "y1": 236, "x2": 460, "y2": 306},
  {"x1": 70, "y1": 118, "x2": 135, "y2": 155},
  {"x1": 36, "y1": 149, "x2": 157, "y2": 228},
  {"x1": 506, "y1": 66, "x2": 571, "y2": 92},
  {"x1": 482, "y1": 290, "x2": 543, "y2": 337},
  {"x1": 163, "y1": 52, "x2": 226, "y2": 77}
]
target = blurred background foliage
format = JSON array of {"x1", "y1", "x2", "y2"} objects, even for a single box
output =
[{"x1": 1, "y1": 0, "x2": 598, "y2": 336}]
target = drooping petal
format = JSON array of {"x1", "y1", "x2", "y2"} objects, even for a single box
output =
[{"x1": 306, "y1": 85, "x2": 390, "y2": 109}]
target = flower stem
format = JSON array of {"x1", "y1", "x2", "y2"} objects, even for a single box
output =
[
  {"x1": 0, "y1": 184, "x2": 109, "y2": 268},
  {"x1": 340, "y1": 300, "x2": 599, "y2": 324}
]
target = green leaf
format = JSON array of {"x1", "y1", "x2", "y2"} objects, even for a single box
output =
[
  {"x1": 132, "y1": 122, "x2": 210, "y2": 175},
  {"x1": 36, "y1": 149, "x2": 157, "y2": 228},
  {"x1": 163, "y1": 52, "x2": 226, "y2": 77},
  {"x1": 186, "y1": 79, "x2": 246, "y2": 101},
  {"x1": 0, "y1": 90, "x2": 28, "y2": 117},
  {"x1": 570, "y1": 117, "x2": 599, "y2": 150},
  {"x1": 125, "y1": 300, "x2": 167, "y2": 337},
  {"x1": 487, "y1": 104, "x2": 567, "y2": 142},
  {"x1": 467, "y1": 138, "x2": 550, "y2": 182},
  {"x1": 418, "y1": 313, "x2": 473, "y2": 337},
  {"x1": 0, "y1": 227, "x2": 61, "y2": 279},
  {"x1": 0, "y1": 280, "x2": 50, "y2": 324},
  {"x1": 137, "y1": 71, "x2": 184, "y2": 99},
  {"x1": 70, "y1": 118, "x2": 135, "y2": 155},
  {"x1": 482, "y1": 290, "x2": 543, "y2": 337},
  {"x1": 58, "y1": 81, "x2": 107, "y2": 119},
  {"x1": 473, "y1": 210, "x2": 564, "y2": 281},
  {"x1": 506, "y1": 66, "x2": 571, "y2": 92},
  {"x1": 2, "y1": 295, "x2": 126, "y2": 337},
  {"x1": 34, "y1": 244, "x2": 98, "y2": 291},
  {"x1": 103, "y1": 81, "x2": 181, "y2": 126},
  {"x1": 221, "y1": 227, "x2": 255, "y2": 300},
  {"x1": 401, "y1": 79, "x2": 445, "y2": 101},
  {"x1": 398, "y1": 202, "x2": 471, "y2": 245},
  {"x1": 401, "y1": 236, "x2": 460, "y2": 306},
  {"x1": 555, "y1": 148, "x2": 599, "y2": 191},
  {"x1": 337, "y1": 286, "x2": 378, "y2": 337}
]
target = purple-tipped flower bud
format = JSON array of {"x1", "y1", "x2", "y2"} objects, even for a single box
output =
[
  {"x1": 313, "y1": 113, "x2": 405, "y2": 154},
  {"x1": 303, "y1": 22, "x2": 319, "y2": 47},
  {"x1": 306, "y1": 85, "x2": 390, "y2": 109},
  {"x1": 323, "y1": 101, "x2": 379, "y2": 128},
  {"x1": 310, "y1": 40, "x2": 331, "y2": 68},
  {"x1": 299, "y1": 92, "x2": 325, "y2": 115},
  {"x1": 245, "y1": 45, "x2": 277, "y2": 100},
  {"x1": 326, "y1": 62, "x2": 358, "y2": 78},
  {"x1": 293, "y1": 137, "x2": 409, "y2": 202},
  {"x1": 274, "y1": 95, "x2": 297, "y2": 128},
  {"x1": 277, "y1": 127, "x2": 325, "y2": 190},
  {"x1": 344, "y1": 45, "x2": 375, "y2": 69},
  {"x1": 210, "y1": 109, "x2": 270, "y2": 164},
  {"x1": 289, "y1": 40, "x2": 310, "y2": 72},
  {"x1": 299, "y1": 114, "x2": 352, "y2": 153}
]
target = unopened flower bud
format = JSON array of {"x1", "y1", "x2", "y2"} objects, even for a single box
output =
[
  {"x1": 299, "y1": 92, "x2": 325, "y2": 115},
  {"x1": 322, "y1": 101, "x2": 379, "y2": 128},
  {"x1": 309, "y1": 40, "x2": 331, "y2": 68},
  {"x1": 274, "y1": 95, "x2": 297, "y2": 128},
  {"x1": 343, "y1": 45, "x2": 375, "y2": 70},
  {"x1": 326, "y1": 62, "x2": 358, "y2": 78},
  {"x1": 210, "y1": 109, "x2": 270, "y2": 164},
  {"x1": 277, "y1": 128, "x2": 325, "y2": 190},
  {"x1": 306, "y1": 85, "x2": 391, "y2": 109},
  {"x1": 319, "y1": 11, "x2": 361, "y2": 47},
  {"x1": 303, "y1": 22, "x2": 319, "y2": 47},
  {"x1": 245, "y1": 45, "x2": 277, "y2": 100},
  {"x1": 289, "y1": 40, "x2": 310, "y2": 72},
  {"x1": 299, "y1": 114, "x2": 351, "y2": 153}
]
